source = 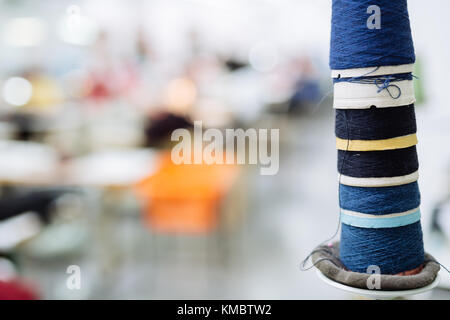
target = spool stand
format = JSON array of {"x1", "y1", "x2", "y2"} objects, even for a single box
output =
[
  {"x1": 316, "y1": 269, "x2": 440, "y2": 300},
  {"x1": 313, "y1": 242, "x2": 441, "y2": 300}
]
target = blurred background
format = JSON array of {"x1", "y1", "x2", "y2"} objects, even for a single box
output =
[{"x1": 0, "y1": 0, "x2": 449, "y2": 300}]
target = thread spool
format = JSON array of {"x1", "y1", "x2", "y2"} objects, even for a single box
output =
[{"x1": 331, "y1": 0, "x2": 425, "y2": 275}]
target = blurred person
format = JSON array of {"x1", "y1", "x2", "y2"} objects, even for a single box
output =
[
  {"x1": 86, "y1": 59, "x2": 138, "y2": 103},
  {"x1": 287, "y1": 55, "x2": 322, "y2": 113},
  {"x1": 84, "y1": 31, "x2": 138, "y2": 104},
  {"x1": 135, "y1": 152, "x2": 239, "y2": 234},
  {"x1": 143, "y1": 111, "x2": 193, "y2": 148},
  {"x1": 135, "y1": 27, "x2": 155, "y2": 64},
  {"x1": 125, "y1": 27, "x2": 163, "y2": 113}
]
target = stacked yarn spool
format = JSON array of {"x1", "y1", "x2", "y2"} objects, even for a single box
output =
[{"x1": 331, "y1": 0, "x2": 425, "y2": 274}]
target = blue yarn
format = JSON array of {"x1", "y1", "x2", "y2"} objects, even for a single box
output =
[
  {"x1": 340, "y1": 221, "x2": 424, "y2": 274},
  {"x1": 330, "y1": 0, "x2": 415, "y2": 70},
  {"x1": 339, "y1": 182, "x2": 420, "y2": 214}
]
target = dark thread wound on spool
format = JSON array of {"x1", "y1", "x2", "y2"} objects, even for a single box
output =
[
  {"x1": 338, "y1": 146, "x2": 418, "y2": 178},
  {"x1": 340, "y1": 221, "x2": 425, "y2": 274},
  {"x1": 333, "y1": 72, "x2": 413, "y2": 84},
  {"x1": 339, "y1": 182, "x2": 420, "y2": 215},
  {"x1": 335, "y1": 104, "x2": 417, "y2": 140}
]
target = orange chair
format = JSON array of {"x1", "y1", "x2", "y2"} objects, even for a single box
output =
[{"x1": 135, "y1": 152, "x2": 239, "y2": 234}]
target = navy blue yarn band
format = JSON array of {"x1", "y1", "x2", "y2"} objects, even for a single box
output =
[
  {"x1": 338, "y1": 147, "x2": 418, "y2": 178},
  {"x1": 335, "y1": 104, "x2": 417, "y2": 141},
  {"x1": 330, "y1": 0, "x2": 415, "y2": 70}
]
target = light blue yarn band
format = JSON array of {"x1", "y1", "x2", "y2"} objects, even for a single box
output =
[{"x1": 340, "y1": 209, "x2": 421, "y2": 229}]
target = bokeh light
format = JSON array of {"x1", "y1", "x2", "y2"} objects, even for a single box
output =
[{"x1": 2, "y1": 77, "x2": 33, "y2": 107}]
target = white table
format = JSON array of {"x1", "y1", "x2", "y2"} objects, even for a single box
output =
[
  {"x1": 65, "y1": 149, "x2": 158, "y2": 188},
  {"x1": 0, "y1": 140, "x2": 59, "y2": 186}
]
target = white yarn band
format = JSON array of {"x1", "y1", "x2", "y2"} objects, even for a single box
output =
[
  {"x1": 333, "y1": 79, "x2": 415, "y2": 109},
  {"x1": 340, "y1": 206, "x2": 420, "y2": 219},
  {"x1": 339, "y1": 171, "x2": 419, "y2": 187}
]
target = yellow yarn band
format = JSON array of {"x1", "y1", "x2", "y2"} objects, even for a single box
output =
[{"x1": 336, "y1": 134, "x2": 418, "y2": 151}]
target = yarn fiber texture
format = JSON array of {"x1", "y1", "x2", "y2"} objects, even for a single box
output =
[
  {"x1": 335, "y1": 104, "x2": 417, "y2": 140},
  {"x1": 340, "y1": 222, "x2": 424, "y2": 274},
  {"x1": 338, "y1": 146, "x2": 418, "y2": 178},
  {"x1": 330, "y1": 0, "x2": 415, "y2": 70},
  {"x1": 339, "y1": 182, "x2": 420, "y2": 215}
]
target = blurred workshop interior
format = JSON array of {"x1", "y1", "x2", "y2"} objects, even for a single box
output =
[{"x1": 0, "y1": 0, "x2": 450, "y2": 299}]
